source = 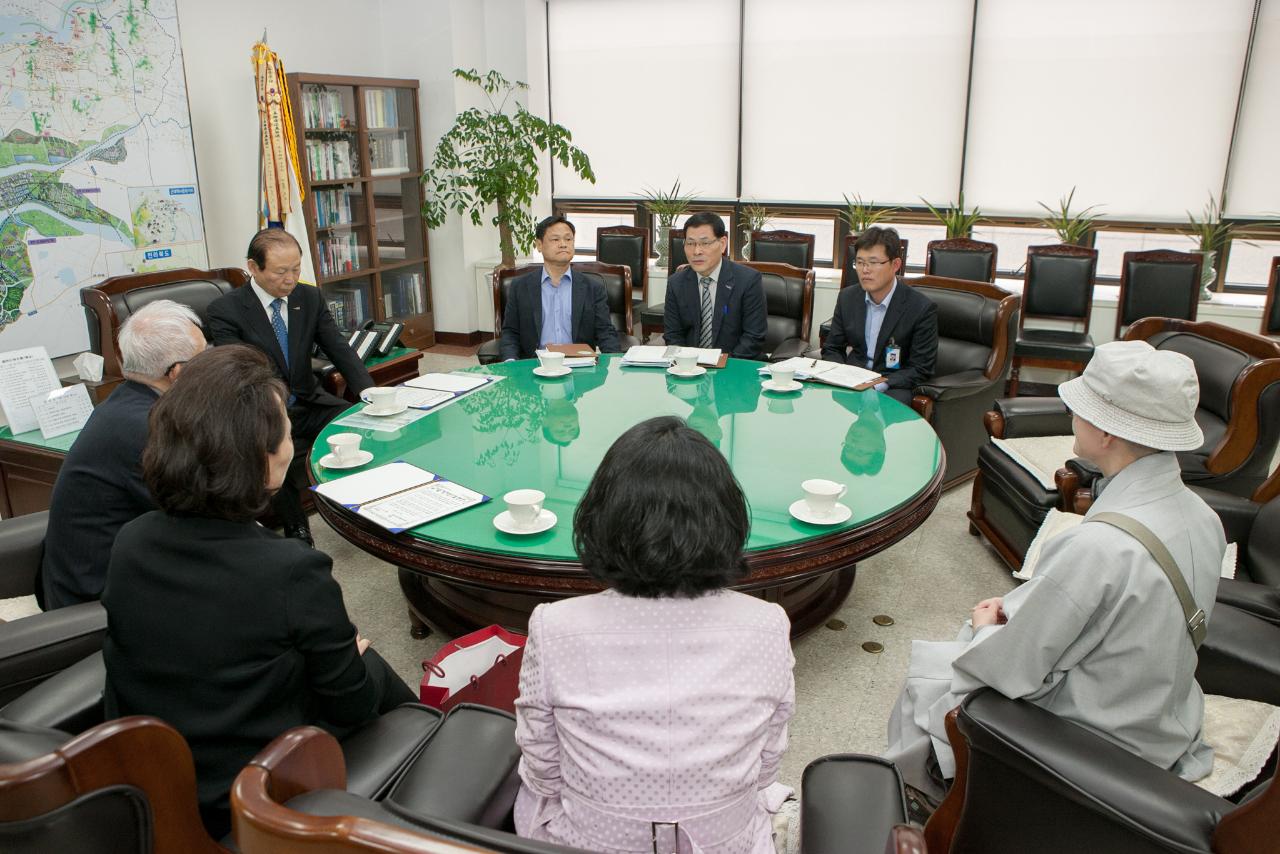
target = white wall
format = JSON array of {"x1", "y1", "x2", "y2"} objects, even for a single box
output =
[{"x1": 175, "y1": 0, "x2": 551, "y2": 335}]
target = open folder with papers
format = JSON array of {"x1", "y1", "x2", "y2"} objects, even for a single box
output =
[
  {"x1": 621, "y1": 345, "x2": 727, "y2": 368},
  {"x1": 312, "y1": 461, "x2": 488, "y2": 533},
  {"x1": 760, "y1": 357, "x2": 885, "y2": 390}
]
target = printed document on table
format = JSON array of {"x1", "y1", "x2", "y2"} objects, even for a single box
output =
[
  {"x1": 0, "y1": 347, "x2": 61, "y2": 435},
  {"x1": 621, "y1": 345, "x2": 672, "y2": 366},
  {"x1": 406, "y1": 373, "x2": 492, "y2": 393},
  {"x1": 332, "y1": 406, "x2": 431, "y2": 433},
  {"x1": 312, "y1": 461, "x2": 487, "y2": 533},
  {"x1": 762, "y1": 358, "x2": 883, "y2": 389}
]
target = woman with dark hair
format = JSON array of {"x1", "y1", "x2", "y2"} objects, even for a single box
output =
[
  {"x1": 513, "y1": 416, "x2": 795, "y2": 854},
  {"x1": 101, "y1": 344, "x2": 416, "y2": 837}
]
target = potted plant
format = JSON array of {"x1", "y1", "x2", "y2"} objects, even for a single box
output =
[
  {"x1": 739, "y1": 201, "x2": 770, "y2": 259},
  {"x1": 1037, "y1": 187, "x2": 1103, "y2": 246},
  {"x1": 422, "y1": 68, "x2": 595, "y2": 268},
  {"x1": 642, "y1": 179, "x2": 697, "y2": 266},
  {"x1": 1184, "y1": 194, "x2": 1247, "y2": 300},
  {"x1": 921, "y1": 192, "x2": 982, "y2": 239},
  {"x1": 841, "y1": 193, "x2": 898, "y2": 236}
]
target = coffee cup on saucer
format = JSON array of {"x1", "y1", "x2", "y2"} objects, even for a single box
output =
[
  {"x1": 673, "y1": 348, "x2": 700, "y2": 373},
  {"x1": 327, "y1": 432, "x2": 363, "y2": 464},
  {"x1": 537, "y1": 351, "x2": 566, "y2": 372},
  {"x1": 361, "y1": 386, "x2": 399, "y2": 414},
  {"x1": 768, "y1": 364, "x2": 796, "y2": 387},
  {"x1": 801, "y1": 478, "x2": 847, "y2": 518},
  {"x1": 504, "y1": 488, "x2": 546, "y2": 529}
]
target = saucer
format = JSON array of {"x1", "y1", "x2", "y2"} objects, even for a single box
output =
[
  {"x1": 319, "y1": 449, "x2": 374, "y2": 470},
  {"x1": 762, "y1": 379, "x2": 802, "y2": 393},
  {"x1": 362, "y1": 403, "x2": 407, "y2": 417},
  {"x1": 789, "y1": 499, "x2": 852, "y2": 526},
  {"x1": 667, "y1": 365, "x2": 706, "y2": 378},
  {"x1": 533, "y1": 365, "x2": 572, "y2": 378},
  {"x1": 494, "y1": 509, "x2": 557, "y2": 535}
]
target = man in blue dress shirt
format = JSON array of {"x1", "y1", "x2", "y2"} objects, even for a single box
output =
[{"x1": 499, "y1": 216, "x2": 621, "y2": 361}]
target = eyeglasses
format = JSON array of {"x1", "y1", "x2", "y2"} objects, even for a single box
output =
[
  {"x1": 683, "y1": 238, "x2": 723, "y2": 250},
  {"x1": 853, "y1": 258, "x2": 895, "y2": 270}
]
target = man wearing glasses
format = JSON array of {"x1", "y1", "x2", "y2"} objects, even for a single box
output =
[
  {"x1": 42, "y1": 300, "x2": 207, "y2": 609},
  {"x1": 499, "y1": 215, "x2": 621, "y2": 361},
  {"x1": 663, "y1": 211, "x2": 766, "y2": 359},
  {"x1": 821, "y1": 226, "x2": 937, "y2": 404}
]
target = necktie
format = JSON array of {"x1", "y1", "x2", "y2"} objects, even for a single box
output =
[
  {"x1": 698, "y1": 276, "x2": 714, "y2": 348},
  {"x1": 270, "y1": 298, "x2": 290, "y2": 369}
]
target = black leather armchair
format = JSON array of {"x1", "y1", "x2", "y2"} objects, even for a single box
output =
[
  {"x1": 799, "y1": 754, "x2": 927, "y2": 854},
  {"x1": 568, "y1": 261, "x2": 641, "y2": 350},
  {"x1": 818, "y1": 235, "x2": 910, "y2": 344},
  {"x1": 232, "y1": 704, "x2": 574, "y2": 853},
  {"x1": 638, "y1": 228, "x2": 690, "y2": 341},
  {"x1": 1008, "y1": 243, "x2": 1098, "y2": 396},
  {"x1": 0, "y1": 512, "x2": 106, "y2": 707},
  {"x1": 1262, "y1": 256, "x2": 1280, "y2": 338},
  {"x1": 478, "y1": 265, "x2": 541, "y2": 365},
  {"x1": 1192, "y1": 487, "x2": 1280, "y2": 628},
  {"x1": 743, "y1": 260, "x2": 815, "y2": 362},
  {"x1": 925, "y1": 605, "x2": 1280, "y2": 854},
  {"x1": 596, "y1": 225, "x2": 649, "y2": 316},
  {"x1": 908, "y1": 277, "x2": 1020, "y2": 488},
  {"x1": 925, "y1": 238, "x2": 997, "y2": 283},
  {"x1": 750, "y1": 229, "x2": 816, "y2": 269},
  {"x1": 1115, "y1": 249, "x2": 1204, "y2": 338}
]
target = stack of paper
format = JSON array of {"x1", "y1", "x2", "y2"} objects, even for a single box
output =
[
  {"x1": 313, "y1": 461, "x2": 487, "y2": 533},
  {"x1": 621, "y1": 345, "x2": 722, "y2": 367},
  {"x1": 760, "y1": 357, "x2": 884, "y2": 390},
  {"x1": 537, "y1": 348, "x2": 596, "y2": 368},
  {"x1": 407, "y1": 373, "x2": 492, "y2": 394}
]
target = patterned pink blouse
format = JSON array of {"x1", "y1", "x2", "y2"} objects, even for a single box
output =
[{"x1": 514, "y1": 589, "x2": 795, "y2": 854}]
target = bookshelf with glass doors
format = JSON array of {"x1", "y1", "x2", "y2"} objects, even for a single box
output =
[{"x1": 285, "y1": 72, "x2": 434, "y2": 349}]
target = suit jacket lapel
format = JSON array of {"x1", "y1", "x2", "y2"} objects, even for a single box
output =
[
  {"x1": 874, "y1": 278, "x2": 908, "y2": 358},
  {"x1": 570, "y1": 273, "x2": 587, "y2": 341},
  {"x1": 530, "y1": 276, "x2": 543, "y2": 341},
  {"x1": 241, "y1": 286, "x2": 290, "y2": 375},
  {"x1": 712, "y1": 263, "x2": 733, "y2": 342},
  {"x1": 848, "y1": 290, "x2": 870, "y2": 363},
  {"x1": 287, "y1": 289, "x2": 308, "y2": 378}
]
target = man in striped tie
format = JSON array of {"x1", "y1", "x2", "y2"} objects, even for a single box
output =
[{"x1": 662, "y1": 212, "x2": 766, "y2": 359}]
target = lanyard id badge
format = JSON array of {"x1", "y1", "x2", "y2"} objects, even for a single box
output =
[{"x1": 885, "y1": 338, "x2": 901, "y2": 370}]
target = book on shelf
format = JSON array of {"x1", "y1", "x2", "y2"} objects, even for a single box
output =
[
  {"x1": 302, "y1": 87, "x2": 347, "y2": 129},
  {"x1": 314, "y1": 188, "x2": 353, "y2": 226},
  {"x1": 306, "y1": 140, "x2": 354, "y2": 181},
  {"x1": 316, "y1": 233, "x2": 360, "y2": 277},
  {"x1": 363, "y1": 88, "x2": 400, "y2": 129}
]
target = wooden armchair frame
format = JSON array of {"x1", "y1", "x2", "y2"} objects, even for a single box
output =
[
  {"x1": 0, "y1": 716, "x2": 227, "y2": 853},
  {"x1": 1114, "y1": 249, "x2": 1204, "y2": 339},
  {"x1": 925, "y1": 238, "x2": 998, "y2": 283},
  {"x1": 1261, "y1": 256, "x2": 1280, "y2": 338},
  {"x1": 488, "y1": 265, "x2": 542, "y2": 338},
  {"x1": 749, "y1": 229, "x2": 816, "y2": 269}
]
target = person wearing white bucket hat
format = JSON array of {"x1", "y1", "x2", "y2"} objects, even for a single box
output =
[{"x1": 885, "y1": 340, "x2": 1225, "y2": 813}]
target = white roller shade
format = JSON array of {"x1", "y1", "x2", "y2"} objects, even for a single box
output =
[
  {"x1": 740, "y1": 0, "x2": 973, "y2": 204},
  {"x1": 963, "y1": 0, "x2": 1253, "y2": 219},
  {"x1": 1226, "y1": 0, "x2": 1280, "y2": 218},
  {"x1": 548, "y1": 0, "x2": 739, "y2": 198}
]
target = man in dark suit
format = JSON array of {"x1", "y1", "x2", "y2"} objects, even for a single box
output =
[
  {"x1": 822, "y1": 226, "x2": 938, "y2": 404},
  {"x1": 663, "y1": 211, "x2": 767, "y2": 359},
  {"x1": 207, "y1": 228, "x2": 374, "y2": 544},
  {"x1": 499, "y1": 215, "x2": 621, "y2": 360},
  {"x1": 42, "y1": 299, "x2": 207, "y2": 609}
]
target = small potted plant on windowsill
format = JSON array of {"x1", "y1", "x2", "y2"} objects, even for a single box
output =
[
  {"x1": 1185, "y1": 194, "x2": 1248, "y2": 300},
  {"x1": 739, "y1": 201, "x2": 770, "y2": 259},
  {"x1": 1037, "y1": 187, "x2": 1103, "y2": 247},
  {"x1": 841, "y1": 193, "x2": 898, "y2": 237},
  {"x1": 921, "y1": 192, "x2": 982, "y2": 238},
  {"x1": 642, "y1": 179, "x2": 697, "y2": 267}
]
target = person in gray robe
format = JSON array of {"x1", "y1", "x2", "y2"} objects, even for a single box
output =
[{"x1": 885, "y1": 340, "x2": 1225, "y2": 806}]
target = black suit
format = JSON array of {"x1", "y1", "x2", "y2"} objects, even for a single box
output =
[
  {"x1": 821, "y1": 279, "x2": 938, "y2": 404},
  {"x1": 663, "y1": 260, "x2": 767, "y2": 359},
  {"x1": 208, "y1": 283, "x2": 374, "y2": 529},
  {"x1": 102, "y1": 511, "x2": 415, "y2": 837},
  {"x1": 41, "y1": 380, "x2": 158, "y2": 609},
  {"x1": 498, "y1": 268, "x2": 621, "y2": 360}
]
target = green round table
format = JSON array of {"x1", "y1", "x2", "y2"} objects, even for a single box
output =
[{"x1": 312, "y1": 355, "x2": 943, "y2": 637}]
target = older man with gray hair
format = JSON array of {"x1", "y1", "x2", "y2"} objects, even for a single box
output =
[{"x1": 41, "y1": 299, "x2": 206, "y2": 609}]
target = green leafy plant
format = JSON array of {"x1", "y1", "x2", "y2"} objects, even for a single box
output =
[
  {"x1": 421, "y1": 68, "x2": 595, "y2": 268},
  {"x1": 921, "y1": 192, "x2": 983, "y2": 238},
  {"x1": 841, "y1": 194, "x2": 898, "y2": 235},
  {"x1": 741, "y1": 201, "x2": 771, "y2": 232},
  {"x1": 642, "y1": 179, "x2": 698, "y2": 226},
  {"x1": 1184, "y1": 193, "x2": 1245, "y2": 253},
  {"x1": 1037, "y1": 187, "x2": 1103, "y2": 246}
]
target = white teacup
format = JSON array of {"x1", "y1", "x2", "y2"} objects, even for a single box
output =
[
  {"x1": 327, "y1": 432, "x2": 363, "y2": 463},
  {"x1": 538, "y1": 351, "x2": 566, "y2": 372},
  {"x1": 768, "y1": 364, "x2": 796, "y2": 387},
  {"x1": 801, "y1": 478, "x2": 847, "y2": 518},
  {"x1": 504, "y1": 488, "x2": 546, "y2": 529},
  {"x1": 673, "y1": 348, "x2": 700, "y2": 373},
  {"x1": 361, "y1": 386, "x2": 399, "y2": 413}
]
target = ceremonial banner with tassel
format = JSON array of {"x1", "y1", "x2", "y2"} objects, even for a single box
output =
[{"x1": 251, "y1": 38, "x2": 317, "y2": 286}]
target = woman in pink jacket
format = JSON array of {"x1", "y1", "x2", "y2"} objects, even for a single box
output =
[{"x1": 514, "y1": 416, "x2": 796, "y2": 854}]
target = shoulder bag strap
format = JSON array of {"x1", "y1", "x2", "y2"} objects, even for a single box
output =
[{"x1": 1090, "y1": 512, "x2": 1206, "y2": 649}]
